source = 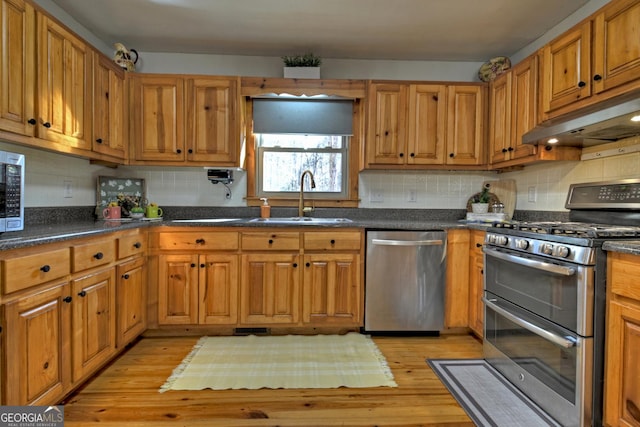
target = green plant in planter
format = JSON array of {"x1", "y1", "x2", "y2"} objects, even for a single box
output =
[
  {"x1": 473, "y1": 186, "x2": 491, "y2": 204},
  {"x1": 282, "y1": 52, "x2": 322, "y2": 67}
]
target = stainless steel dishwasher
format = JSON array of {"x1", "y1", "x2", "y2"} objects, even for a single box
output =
[{"x1": 365, "y1": 230, "x2": 446, "y2": 332}]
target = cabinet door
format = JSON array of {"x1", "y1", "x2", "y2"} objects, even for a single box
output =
[
  {"x1": 129, "y1": 74, "x2": 185, "y2": 161},
  {"x1": 407, "y1": 84, "x2": 446, "y2": 165},
  {"x1": 158, "y1": 254, "x2": 198, "y2": 324},
  {"x1": 4, "y1": 282, "x2": 71, "y2": 405},
  {"x1": 302, "y1": 253, "x2": 361, "y2": 326},
  {"x1": 467, "y1": 231, "x2": 484, "y2": 337},
  {"x1": 488, "y1": 72, "x2": 512, "y2": 164},
  {"x1": 0, "y1": 0, "x2": 35, "y2": 136},
  {"x1": 240, "y1": 253, "x2": 300, "y2": 324},
  {"x1": 71, "y1": 268, "x2": 116, "y2": 383},
  {"x1": 541, "y1": 21, "x2": 591, "y2": 113},
  {"x1": 36, "y1": 13, "x2": 91, "y2": 150},
  {"x1": 446, "y1": 85, "x2": 484, "y2": 165},
  {"x1": 604, "y1": 300, "x2": 640, "y2": 427},
  {"x1": 593, "y1": 0, "x2": 640, "y2": 94},
  {"x1": 92, "y1": 52, "x2": 125, "y2": 159},
  {"x1": 509, "y1": 56, "x2": 538, "y2": 160},
  {"x1": 199, "y1": 254, "x2": 239, "y2": 324},
  {"x1": 367, "y1": 83, "x2": 407, "y2": 165},
  {"x1": 116, "y1": 257, "x2": 147, "y2": 347},
  {"x1": 186, "y1": 77, "x2": 238, "y2": 164},
  {"x1": 445, "y1": 229, "x2": 470, "y2": 328}
]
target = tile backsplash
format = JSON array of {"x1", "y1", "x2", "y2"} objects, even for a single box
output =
[{"x1": 3, "y1": 139, "x2": 639, "y2": 212}]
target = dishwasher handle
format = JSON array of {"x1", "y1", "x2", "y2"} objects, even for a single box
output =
[{"x1": 371, "y1": 238, "x2": 443, "y2": 247}]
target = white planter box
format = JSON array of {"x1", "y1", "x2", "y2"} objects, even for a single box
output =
[{"x1": 283, "y1": 67, "x2": 320, "y2": 79}]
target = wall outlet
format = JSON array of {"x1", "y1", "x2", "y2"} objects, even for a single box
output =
[
  {"x1": 370, "y1": 189, "x2": 384, "y2": 203},
  {"x1": 528, "y1": 186, "x2": 537, "y2": 203},
  {"x1": 63, "y1": 180, "x2": 73, "y2": 198},
  {"x1": 407, "y1": 189, "x2": 417, "y2": 202}
]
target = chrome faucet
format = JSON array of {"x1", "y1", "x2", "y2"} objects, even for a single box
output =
[{"x1": 298, "y1": 170, "x2": 316, "y2": 217}]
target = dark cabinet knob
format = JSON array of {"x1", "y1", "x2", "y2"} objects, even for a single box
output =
[
  {"x1": 449, "y1": 153, "x2": 454, "y2": 158},
  {"x1": 593, "y1": 74, "x2": 602, "y2": 81},
  {"x1": 43, "y1": 122, "x2": 51, "y2": 128},
  {"x1": 330, "y1": 239, "x2": 336, "y2": 244},
  {"x1": 292, "y1": 263, "x2": 298, "y2": 268},
  {"x1": 268, "y1": 239, "x2": 274, "y2": 244},
  {"x1": 133, "y1": 242, "x2": 142, "y2": 248},
  {"x1": 544, "y1": 145, "x2": 552, "y2": 151},
  {"x1": 43, "y1": 361, "x2": 49, "y2": 369},
  {"x1": 96, "y1": 138, "x2": 103, "y2": 144},
  {"x1": 410, "y1": 153, "x2": 415, "y2": 157},
  {"x1": 577, "y1": 81, "x2": 586, "y2": 88},
  {"x1": 94, "y1": 252, "x2": 104, "y2": 260},
  {"x1": 78, "y1": 290, "x2": 87, "y2": 297},
  {"x1": 502, "y1": 148, "x2": 508, "y2": 153},
  {"x1": 176, "y1": 149, "x2": 182, "y2": 154},
  {"x1": 200, "y1": 263, "x2": 205, "y2": 268},
  {"x1": 195, "y1": 238, "x2": 205, "y2": 244},
  {"x1": 480, "y1": 269, "x2": 484, "y2": 275},
  {"x1": 63, "y1": 296, "x2": 72, "y2": 303},
  {"x1": 306, "y1": 262, "x2": 311, "y2": 267},
  {"x1": 190, "y1": 263, "x2": 196, "y2": 268},
  {"x1": 476, "y1": 243, "x2": 482, "y2": 247},
  {"x1": 188, "y1": 149, "x2": 193, "y2": 154},
  {"x1": 399, "y1": 153, "x2": 404, "y2": 158},
  {"x1": 40, "y1": 265, "x2": 51, "y2": 273},
  {"x1": 28, "y1": 118, "x2": 36, "y2": 125},
  {"x1": 508, "y1": 147, "x2": 514, "y2": 152},
  {"x1": 122, "y1": 274, "x2": 130, "y2": 279}
]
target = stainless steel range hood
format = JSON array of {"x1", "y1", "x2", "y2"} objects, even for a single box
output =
[{"x1": 522, "y1": 96, "x2": 640, "y2": 148}]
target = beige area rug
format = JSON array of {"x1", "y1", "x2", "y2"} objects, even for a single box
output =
[{"x1": 160, "y1": 333, "x2": 397, "y2": 391}]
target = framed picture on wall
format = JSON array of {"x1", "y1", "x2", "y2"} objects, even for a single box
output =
[{"x1": 96, "y1": 176, "x2": 146, "y2": 217}]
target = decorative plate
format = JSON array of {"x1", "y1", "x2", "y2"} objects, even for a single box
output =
[{"x1": 478, "y1": 56, "x2": 511, "y2": 82}]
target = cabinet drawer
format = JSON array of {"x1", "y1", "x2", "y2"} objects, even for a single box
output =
[
  {"x1": 2, "y1": 248, "x2": 71, "y2": 294},
  {"x1": 72, "y1": 239, "x2": 116, "y2": 272},
  {"x1": 241, "y1": 231, "x2": 300, "y2": 251},
  {"x1": 118, "y1": 233, "x2": 146, "y2": 259},
  {"x1": 303, "y1": 231, "x2": 362, "y2": 251},
  {"x1": 158, "y1": 231, "x2": 239, "y2": 251},
  {"x1": 609, "y1": 252, "x2": 640, "y2": 301}
]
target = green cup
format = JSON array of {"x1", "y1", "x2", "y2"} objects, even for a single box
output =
[{"x1": 145, "y1": 205, "x2": 163, "y2": 218}]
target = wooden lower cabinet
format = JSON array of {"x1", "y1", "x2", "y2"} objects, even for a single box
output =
[
  {"x1": 199, "y1": 254, "x2": 238, "y2": 325},
  {"x1": 240, "y1": 253, "x2": 300, "y2": 324},
  {"x1": 4, "y1": 281, "x2": 71, "y2": 405},
  {"x1": 604, "y1": 252, "x2": 640, "y2": 427},
  {"x1": 157, "y1": 254, "x2": 199, "y2": 325},
  {"x1": 302, "y1": 253, "x2": 361, "y2": 325},
  {"x1": 71, "y1": 268, "x2": 116, "y2": 383},
  {"x1": 444, "y1": 229, "x2": 470, "y2": 328},
  {"x1": 468, "y1": 230, "x2": 484, "y2": 337},
  {"x1": 116, "y1": 257, "x2": 147, "y2": 347}
]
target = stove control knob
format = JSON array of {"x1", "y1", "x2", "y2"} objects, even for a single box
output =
[
  {"x1": 496, "y1": 235, "x2": 509, "y2": 246},
  {"x1": 516, "y1": 239, "x2": 530, "y2": 250},
  {"x1": 487, "y1": 234, "x2": 496, "y2": 244},
  {"x1": 554, "y1": 245, "x2": 571, "y2": 258},
  {"x1": 541, "y1": 243, "x2": 554, "y2": 255}
]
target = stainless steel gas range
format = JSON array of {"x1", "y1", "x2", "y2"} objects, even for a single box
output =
[{"x1": 483, "y1": 178, "x2": 640, "y2": 427}]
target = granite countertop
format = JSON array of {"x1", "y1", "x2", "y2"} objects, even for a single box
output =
[
  {"x1": 0, "y1": 216, "x2": 483, "y2": 251},
  {"x1": 603, "y1": 240, "x2": 640, "y2": 256}
]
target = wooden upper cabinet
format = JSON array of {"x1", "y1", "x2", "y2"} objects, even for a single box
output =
[
  {"x1": 92, "y1": 52, "x2": 125, "y2": 160},
  {"x1": 186, "y1": 77, "x2": 239, "y2": 164},
  {"x1": 446, "y1": 85, "x2": 484, "y2": 166},
  {"x1": 129, "y1": 74, "x2": 185, "y2": 162},
  {"x1": 407, "y1": 84, "x2": 447, "y2": 165},
  {"x1": 0, "y1": 0, "x2": 35, "y2": 137},
  {"x1": 593, "y1": 0, "x2": 640, "y2": 94},
  {"x1": 366, "y1": 83, "x2": 407, "y2": 165},
  {"x1": 489, "y1": 55, "x2": 537, "y2": 166},
  {"x1": 36, "y1": 12, "x2": 92, "y2": 150}
]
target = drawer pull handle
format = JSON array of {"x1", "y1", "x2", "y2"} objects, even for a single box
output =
[
  {"x1": 195, "y1": 239, "x2": 205, "y2": 244},
  {"x1": 63, "y1": 296, "x2": 72, "y2": 303},
  {"x1": 330, "y1": 239, "x2": 336, "y2": 244},
  {"x1": 268, "y1": 239, "x2": 274, "y2": 244},
  {"x1": 476, "y1": 243, "x2": 482, "y2": 247},
  {"x1": 122, "y1": 274, "x2": 130, "y2": 280},
  {"x1": 78, "y1": 290, "x2": 87, "y2": 297},
  {"x1": 94, "y1": 252, "x2": 104, "y2": 260},
  {"x1": 133, "y1": 242, "x2": 142, "y2": 248},
  {"x1": 40, "y1": 265, "x2": 51, "y2": 273},
  {"x1": 43, "y1": 361, "x2": 49, "y2": 369}
]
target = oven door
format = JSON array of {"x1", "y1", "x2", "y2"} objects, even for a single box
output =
[
  {"x1": 483, "y1": 246, "x2": 593, "y2": 336},
  {"x1": 484, "y1": 293, "x2": 592, "y2": 427}
]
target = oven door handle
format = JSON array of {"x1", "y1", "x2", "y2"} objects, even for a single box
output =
[
  {"x1": 371, "y1": 239, "x2": 443, "y2": 246},
  {"x1": 483, "y1": 297, "x2": 577, "y2": 348},
  {"x1": 483, "y1": 247, "x2": 576, "y2": 276}
]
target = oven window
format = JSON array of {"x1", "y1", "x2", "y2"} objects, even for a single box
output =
[{"x1": 485, "y1": 300, "x2": 577, "y2": 402}]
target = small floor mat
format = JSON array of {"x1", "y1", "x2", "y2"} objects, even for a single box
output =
[{"x1": 427, "y1": 359, "x2": 561, "y2": 427}]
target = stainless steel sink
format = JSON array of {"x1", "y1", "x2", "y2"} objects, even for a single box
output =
[
  {"x1": 172, "y1": 218, "x2": 243, "y2": 223},
  {"x1": 249, "y1": 217, "x2": 353, "y2": 224}
]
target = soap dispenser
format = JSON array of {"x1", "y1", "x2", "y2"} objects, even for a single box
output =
[{"x1": 260, "y1": 198, "x2": 271, "y2": 219}]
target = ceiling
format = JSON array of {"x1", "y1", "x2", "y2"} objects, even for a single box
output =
[{"x1": 50, "y1": 0, "x2": 591, "y2": 62}]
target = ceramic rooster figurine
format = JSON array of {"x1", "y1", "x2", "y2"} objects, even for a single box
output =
[{"x1": 113, "y1": 43, "x2": 138, "y2": 71}]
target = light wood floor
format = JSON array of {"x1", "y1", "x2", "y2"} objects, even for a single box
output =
[{"x1": 62, "y1": 334, "x2": 483, "y2": 426}]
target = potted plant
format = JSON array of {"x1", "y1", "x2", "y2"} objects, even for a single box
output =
[
  {"x1": 471, "y1": 186, "x2": 491, "y2": 213},
  {"x1": 282, "y1": 52, "x2": 322, "y2": 79}
]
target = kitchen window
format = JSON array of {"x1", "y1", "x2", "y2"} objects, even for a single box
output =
[{"x1": 246, "y1": 96, "x2": 362, "y2": 206}]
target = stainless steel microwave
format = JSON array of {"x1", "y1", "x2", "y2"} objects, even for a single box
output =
[{"x1": 0, "y1": 150, "x2": 24, "y2": 232}]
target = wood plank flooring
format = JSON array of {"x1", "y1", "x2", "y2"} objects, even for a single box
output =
[{"x1": 62, "y1": 334, "x2": 483, "y2": 426}]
